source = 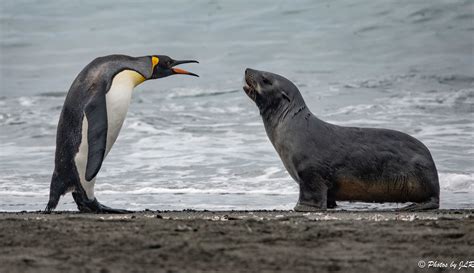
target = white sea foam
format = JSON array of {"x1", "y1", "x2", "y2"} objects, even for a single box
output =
[
  {"x1": 439, "y1": 173, "x2": 474, "y2": 192},
  {"x1": 0, "y1": 190, "x2": 49, "y2": 196},
  {"x1": 98, "y1": 187, "x2": 298, "y2": 195}
]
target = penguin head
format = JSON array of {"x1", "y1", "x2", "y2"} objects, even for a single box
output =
[{"x1": 150, "y1": 55, "x2": 199, "y2": 79}]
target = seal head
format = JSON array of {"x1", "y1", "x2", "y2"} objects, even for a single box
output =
[{"x1": 244, "y1": 68, "x2": 304, "y2": 113}]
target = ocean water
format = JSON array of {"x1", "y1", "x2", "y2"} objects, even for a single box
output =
[{"x1": 0, "y1": 0, "x2": 473, "y2": 211}]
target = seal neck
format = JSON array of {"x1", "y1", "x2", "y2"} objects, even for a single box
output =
[
  {"x1": 260, "y1": 99, "x2": 309, "y2": 135},
  {"x1": 261, "y1": 94, "x2": 307, "y2": 117},
  {"x1": 291, "y1": 105, "x2": 307, "y2": 119}
]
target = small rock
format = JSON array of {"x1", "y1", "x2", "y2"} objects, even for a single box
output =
[
  {"x1": 147, "y1": 243, "x2": 162, "y2": 249},
  {"x1": 175, "y1": 225, "x2": 193, "y2": 232}
]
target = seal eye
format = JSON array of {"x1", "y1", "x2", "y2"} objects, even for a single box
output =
[{"x1": 262, "y1": 77, "x2": 271, "y2": 85}]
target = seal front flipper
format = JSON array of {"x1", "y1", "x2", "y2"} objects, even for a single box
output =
[
  {"x1": 294, "y1": 171, "x2": 329, "y2": 212},
  {"x1": 84, "y1": 90, "x2": 107, "y2": 181}
]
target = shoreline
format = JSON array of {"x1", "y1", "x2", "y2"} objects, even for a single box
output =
[
  {"x1": 2, "y1": 208, "x2": 473, "y2": 218},
  {"x1": 1, "y1": 210, "x2": 473, "y2": 272}
]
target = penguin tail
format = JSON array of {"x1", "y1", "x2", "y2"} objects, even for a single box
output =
[{"x1": 44, "y1": 173, "x2": 66, "y2": 213}]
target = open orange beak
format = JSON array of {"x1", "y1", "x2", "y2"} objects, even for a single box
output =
[{"x1": 170, "y1": 60, "x2": 199, "y2": 77}]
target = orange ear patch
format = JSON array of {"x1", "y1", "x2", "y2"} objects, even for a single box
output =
[{"x1": 152, "y1": 56, "x2": 159, "y2": 69}]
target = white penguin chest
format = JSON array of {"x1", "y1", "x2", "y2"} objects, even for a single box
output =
[{"x1": 104, "y1": 70, "x2": 145, "y2": 155}]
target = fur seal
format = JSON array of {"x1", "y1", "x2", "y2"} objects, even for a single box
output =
[{"x1": 243, "y1": 68, "x2": 440, "y2": 211}]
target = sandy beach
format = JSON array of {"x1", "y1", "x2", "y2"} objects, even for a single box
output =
[{"x1": 0, "y1": 210, "x2": 472, "y2": 273}]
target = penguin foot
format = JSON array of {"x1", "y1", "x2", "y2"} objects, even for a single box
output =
[
  {"x1": 83, "y1": 200, "x2": 132, "y2": 214},
  {"x1": 72, "y1": 192, "x2": 131, "y2": 214},
  {"x1": 94, "y1": 201, "x2": 132, "y2": 214}
]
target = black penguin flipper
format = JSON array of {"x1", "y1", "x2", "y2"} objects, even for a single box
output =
[{"x1": 84, "y1": 91, "x2": 108, "y2": 181}]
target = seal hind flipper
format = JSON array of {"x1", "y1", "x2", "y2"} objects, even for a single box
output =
[
  {"x1": 327, "y1": 186, "x2": 338, "y2": 208},
  {"x1": 84, "y1": 91, "x2": 108, "y2": 181},
  {"x1": 398, "y1": 197, "x2": 439, "y2": 211}
]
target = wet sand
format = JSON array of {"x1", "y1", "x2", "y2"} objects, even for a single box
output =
[{"x1": 1, "y1": 210, "x2": 473, "y2": 273}]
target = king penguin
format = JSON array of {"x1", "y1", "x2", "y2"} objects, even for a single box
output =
[{"x1": 45, "y1": 54, "x2": 198, "y2": 213}]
